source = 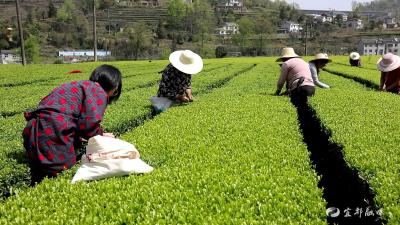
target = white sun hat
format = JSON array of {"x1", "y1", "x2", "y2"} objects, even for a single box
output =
[
  {"x1": 310, "y1": 53, "x2": 332, "y2": 63},
  {"x1": 377, "y1": 53, "x2": 400, "y2": 72},
  {"x1": 276, "y1": 47, "x2": 300, "y2": 62},
  {"x1": 169, "y1": 50, "x2": 204, "y2": 75},
  {"x1": 349, "y1": 52, "x2": 360, "y2": 60}
]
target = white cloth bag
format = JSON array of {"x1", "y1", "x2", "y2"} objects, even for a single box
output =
[
  {"x1": 150, "y1": 96, "x2": 174, "y2": 112},
  {"x1": 71, "y1": 135, "x2": 153, "y2": 183}
]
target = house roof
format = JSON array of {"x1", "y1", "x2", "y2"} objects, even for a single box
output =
[{"x1": 0, "y1": 50, "x2": 13, "y2": 54}]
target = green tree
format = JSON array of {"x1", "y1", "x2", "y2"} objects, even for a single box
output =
[
  {"x1": 334, "y1": 14, "x2": 344, "y2": 27},
  {"x1": 225, "y1": 12, "x2": 236, "y2": 23},
  {"x1": 167, "y1": 0, "x2": 187, "y2": 30},
  {"x1": 0, "y1": 39, "x2": 9, "y2": 49},
  {"x1": 48, "y1": 0, "x2": 57, "y2": 18},
  {"x1": 125, "y1": 22, "x2": 154, "y2": 60},
  {"x1": 254, "y1": 16, "x2": 273, "y2": 34},
  {"x1": 237, "y1": 17, "x2": 255, "y2": 47},
  {"x1": 57, "y1": 0, "x2": 76, "y2": 22},
  {"x1": 279, "y1": 5, "x2": 289, "y2": 21},
  {"x1": 27, "y1": 8, "x2": 34, "y2": 23},
  {"x1": 192, "y1": 0, "x2": 214, "y2": 55},
  {"x1": 25, "y1": 36, "x2": 40, "y2": 64},
  {"x1": 156, "y1": 20, "x2": 167, "y2": 40}
]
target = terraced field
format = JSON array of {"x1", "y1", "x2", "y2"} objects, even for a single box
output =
[{"x1": 0, "y1": 57, "x2": 398, "y2": 224}]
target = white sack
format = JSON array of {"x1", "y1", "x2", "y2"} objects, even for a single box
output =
[
  {"x1": 71, "y1": 135, "x2": 153, "y2": 183},
  {"x1": 150, "y1": 96, "x2": 174, "y2": 112}
]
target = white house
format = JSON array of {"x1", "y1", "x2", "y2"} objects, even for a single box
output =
[
  {"x1": 225, "y1": 0, "x2": 243, "y2": 7},
  {"x1": 216, "y1": 22, "x2": 239, "y2": 36},
  {"x1": 346, "y1": 19, "x2": 363, "y2": 30},
  {"x1": 278, "y1": 21, "x2": 302, "y2": 34},
  {"x1": 382, "y1": 16, "x2": 397, "y2": 29},
  {"x1": 358, "y1": 38, "x2": 400, "y2": 55},
  {"x1": 0, "y1": 50, "x2": 21, "y2": 64},
  {"x1": 320, "y1": 14, "x2": 333, "y2": 23},
  {"x1": 217, "y1": 0, "x2": 244, "y2": 12}
]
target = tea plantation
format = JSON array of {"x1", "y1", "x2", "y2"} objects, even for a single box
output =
[{"x1": 0, "y1": 57, "x2": 398, "y2": 224}]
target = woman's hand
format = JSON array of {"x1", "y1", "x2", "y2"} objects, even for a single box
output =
[
  {"x1": 103, "y1": 132, "x2": 115, "y2": 138},
  {"x1": 177, "y1": 95, "x2": 190, "y2": 102},
  {"x1": 186, "y1": 89, "x2": 194, "y2": 102}
]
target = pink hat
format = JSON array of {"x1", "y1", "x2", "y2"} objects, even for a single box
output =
[{"x1": 377, "y1": 53, "x2": 400, "y2": 72}]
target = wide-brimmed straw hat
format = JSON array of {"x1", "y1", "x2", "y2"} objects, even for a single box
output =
[
  {"x1": 377, "y1": 53, "x2": 400, "y2": 72},
  {"x1": 169, "y1": 50, "x2": 203, "y2": 75},
  {"x1": 310, "y1": 53, "x2": 332, "y2": 63},
  {"x1": 276, "y1": 47, "x2": 300, "y2": 62},
  {"x1": 349, "y1": 52, "x2": 360, "y2": 60}
]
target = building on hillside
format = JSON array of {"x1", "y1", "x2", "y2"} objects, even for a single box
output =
[
  {"x1": 382, "y1": 16, "x2": 398, "y2": 29},
  {"x1": 307, "y1": 14, "x2": 332, "y2": 23},
  {"x1": 358, "y1": 38, "x2": 400, "y2": 55},
  {"x1": 306, "y1": 10, "x2": 348, "y2": 24},
  {"x1": 346, "y1": 18, "x2": 363, "y2": 30},
  {"x1": 115, "y1": 0, "x2": 165, "y2": 7},
  {"x1": 319, "y1": 13, "x2": 333, "y2": 23},
  {"x1": 0, "y1": 50, "x2": 21, "y2": 64},
  {"x1": 58, "y1": 50, "x2": 111, "y2": 63},
  {"x1": 277, "y1": 21, "x2": 302, "y2": 34},
  {"x1": 216, "y1": 22, "x2": 239, "y2": 36},
  {"x1": 216, "y1": 0, "x2": 244, "y2": 12},
  {"x1": 115, "y1": 0, "x2": 192, "y2": 7}
]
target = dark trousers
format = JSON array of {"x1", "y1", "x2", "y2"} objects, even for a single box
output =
[{"x1": 290, "y1": 85, "x2": 315, "y2": 107}]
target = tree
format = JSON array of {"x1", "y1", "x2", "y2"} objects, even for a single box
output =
[
  {"x1": 279, "y1": 5, "x2": 289, "y2": 21},
  {"x1": 254, "y1": 16, "x2": 273, "y2": 34},
  {"x1": 167, "y1": 0, "x2": 186, "y2": 30},
  {"x1": 25, "y1": 36, "x2": 40, "y2": 63},
  {"x1": 215, "y1": 45, "x2": 227, "y2": 58},
  {"x1": 237, "y1": 17, "x2": 255, "y2": 47},
  {"x1": 26, "y1": 8, "x2": 34, "y2": 23},
  {"x1": 0, "y1": 39, "x2": 9, "y2": 49},
  {"x1": 156, "y1": 20, "x2": 167, "y2": 40},
  {"x1": 57, "y1": 0, "x2": 76, "y2": 22},
  {"x1": 48, "y1": 0, "x2": 57, "y2": 18},
  {"x1": 125, "y1": 22, "x2": 153, "y2": 60},
  {"x1": 226, "y1": 12, "x2": 236, "y2": 23},
  {"x1": 334, "y1": 14, "x2": 344, "y2": 27},
  {"x1": 192, "y1": 0, "x2": 214, "y2": 55}
]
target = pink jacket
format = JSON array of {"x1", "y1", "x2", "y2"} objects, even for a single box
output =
[{"x1": 277, "y1": 58, "x2": 315, "y2": 92}]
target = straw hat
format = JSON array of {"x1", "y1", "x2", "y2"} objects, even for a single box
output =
[
  {"x1": 276, "y1": 47, "x2": 300, "y2": 62},
  {"x1": 169, "y1": 50, "x2": 203, "y2": 75},
  {"x1": 349, "y1": 52, "x2": 360, "y2": 60},
  {"x1": 377, "y1": 53, "x2": 400, "y2": 72},
  {"x1": 310, "y1": 53, "x2": 332, "y2": 63}
]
